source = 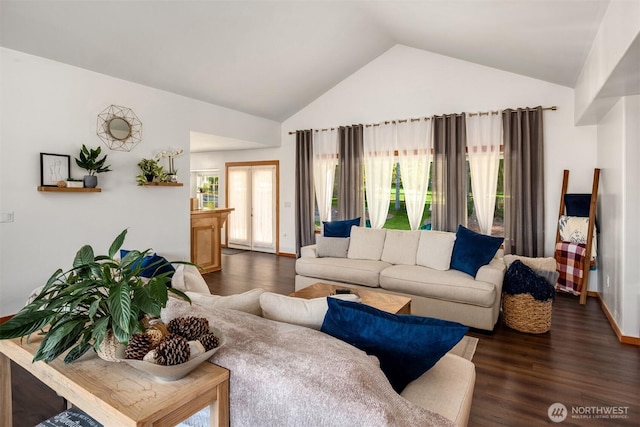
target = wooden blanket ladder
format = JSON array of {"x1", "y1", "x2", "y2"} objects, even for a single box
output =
[{"x1": 555, "y1": 168, "x2": 600, "y2": 304}]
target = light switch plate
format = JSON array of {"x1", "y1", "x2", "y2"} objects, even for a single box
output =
[{"x1": 0, "y1": 211, "x2": 14, "y2": 222}]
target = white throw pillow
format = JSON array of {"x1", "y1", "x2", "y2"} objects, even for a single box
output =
[
  {"x1": 171, "y1": 264, "x2": 211, "y2": 294},
  {"x1": 259, "y1": 292, "x2": 359, "y2": 330},
  {"x1": 416, "y1": 231, "x2": 457, "y2": 271},
  {"x1": 185, "y1": 288, "x2": 265, "y2": 316},
  {"x1": 316, "y1": 236, "x2": 350, "y2": 258},
  {"x1": 381, "y1": 230, "x2": 420, "y2": 265},
  {"x1": 347, "y1": 227, "x2": 387, "y2": 261}
]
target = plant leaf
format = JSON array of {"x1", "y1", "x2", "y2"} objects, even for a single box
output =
[
  {"x1": 33, "y1": 318, "x2": 86, "y2": 363},
  {"x1": 111, "y1": 322, "x2": 130, "y2": 343},
  {"x1": 73, "y1": 245, "x2": 94, "y2": 268},
  {"x1": 108, "y1": 282, "x2": 131, "y2": 334},
  {"x1": 64, "y1": 341, "x2": 91, "y2": 364},
  {"x1": 168, "y1": 287, "x2": 191, "y2": 304},
  {"x1": 91, "y1": 316, "x2": 109, "y2": 348},
  {"x1": 148, "y1": 278, "x2": 169, "y2": 307},
  {"x1": 108, "y1": 229, "x2": 128, "y2": 259},
  {"x1": 0, "y1": 309, "x2": 56, "y2": 339}
]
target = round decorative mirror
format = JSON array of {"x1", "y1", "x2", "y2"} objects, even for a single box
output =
[
  {"x1": 97, "y1": 105, "x2": 142, "y2": 151},
  {"x1": 108, "y1": 117, "x2": 132, "y2": 140}
]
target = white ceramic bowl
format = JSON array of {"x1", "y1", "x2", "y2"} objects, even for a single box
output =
[{"x1": 115, "y1": 327, "x2": 226, "y2": 381}]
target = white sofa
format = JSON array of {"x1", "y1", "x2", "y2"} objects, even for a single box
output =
[
  {"x1": 171, "y1": 266, "x2": 476, "y2": 427},
  {"x1": 295, "y1": 226, "x2": 506, "y2": 331}
]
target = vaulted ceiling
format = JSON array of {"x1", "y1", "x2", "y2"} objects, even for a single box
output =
[{"x1": 1, "y1": 0, "x2": 610, "y2": 122}]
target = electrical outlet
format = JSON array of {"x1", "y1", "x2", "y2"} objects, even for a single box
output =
[{"x1": 0, "y1": 211, "x2": 14, "y2": 223}]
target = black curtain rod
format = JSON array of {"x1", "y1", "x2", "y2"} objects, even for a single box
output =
[{"x1": 288, "y1": 105, "x2": 557, "y2": 135}]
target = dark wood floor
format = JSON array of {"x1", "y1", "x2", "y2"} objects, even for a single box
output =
[{"x1": 10, "y1": 251, "x2": 639, "y2": 426}]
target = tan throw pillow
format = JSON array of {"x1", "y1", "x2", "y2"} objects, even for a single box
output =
[
  {"x1": 347, "y1": 227, "x2": 387, "y2": 261},
  {"x1": 381, "y1": 230, "x2": 420, "y2": 265},
  {"x1": 185, "y1": 288, "x2": 265, "y2": 316},
  {"x1": 260, "y1": 293, "x2": 328, "y2": 329},
  {"x1": 259, "y1": 292, "x2": 359, "y2": 330},
  {"x1": 316, "y1": 236, "x2": 350, "y2": 258},
  {"x1": 416, "y1": 231, "x2": 456, "y2": 271},
  {"x1": 171, "y1": 264, "x2": 211, "y2": 294}
]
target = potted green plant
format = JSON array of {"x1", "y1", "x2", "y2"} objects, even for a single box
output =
[
  {"x1": 75, "y1": 144, "x2": 112, "y2": 188},
  {"x1": 0, "y1": 229, "x2": 190, "y2": 364},
  {"x1": 136, "y1": 158, "x2": 164, "y2": 185}
]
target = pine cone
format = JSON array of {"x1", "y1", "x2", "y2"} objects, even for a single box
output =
[
  {"x1": 198, "y1": 332, "x2": 220, "y2": 351},
  {"x1": 125, "y1": 333, "x2": 152, "y2": 360},
  {"x1": 154, "y1": 334, "x2": 191, "y2": 366},
  {"x1": 168, "y1": 316, "x2": 209, "y2": 341}
]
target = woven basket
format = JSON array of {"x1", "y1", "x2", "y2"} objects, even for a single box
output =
[
  {"x1": 96, "y1": 329, "x2": 122, "y2": 362},
  {"x1": 502, "y1": 293, "x2": 553, "y2": 334}
]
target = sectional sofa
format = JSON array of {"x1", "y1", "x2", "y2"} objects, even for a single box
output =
[
  {"x1": 295, "y1": 226, "x2": 506, "y2": 331},
  {"x1": 170, "y1": 266, "x2": 477, "y2": 427}
]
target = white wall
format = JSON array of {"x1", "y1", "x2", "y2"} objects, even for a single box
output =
[
  {"x1": 0, "y1": 48, "x2": 280, "y2": 315},
  {"x1": 574, "y1": 0, "x2": 640, "y2": 124},
  {"x1": 597, "y1": 95, "x2": 640, "y2": 337}
]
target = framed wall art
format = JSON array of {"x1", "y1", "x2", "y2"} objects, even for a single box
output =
[{"x1": 40, "y1": 153, "x2": 71, "y2": 187}]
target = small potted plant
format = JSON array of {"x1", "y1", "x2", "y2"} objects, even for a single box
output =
[
  {"x1": 156, "y1": 149, "x2": 184, "y2": 183},
  {"x1": 0, "y1": 229, "x2": 191, "y2": 364},
  {"x1": 75, "y1": 144, "x2": 112, "y2": 188},
  {"x1": 136, "y1": 158, "x2": 164, "y2": 185}
]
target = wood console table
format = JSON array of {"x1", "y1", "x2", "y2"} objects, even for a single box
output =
[
  {"x1": 0, "y1": 333, "x2": 229, "y2": 427},
  {"x1": 191, "y1": 208, "x2": 234, "y2": 273}
]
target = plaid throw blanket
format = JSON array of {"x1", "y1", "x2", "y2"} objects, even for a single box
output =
[{"x1": 555, "y1": 242, "x2": 587, "y2": 295}]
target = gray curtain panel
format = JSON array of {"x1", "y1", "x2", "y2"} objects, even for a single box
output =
[
  {"x1": 338, "y1": 125, "x2": 365, "y2": 223},
  {"x1": 295, "y1": 130, "x2": 315, "y2": 256},
  {"x1": 503, "y1": 106, "x2": 545, "y2": 257},
  {"x1": 432, "y1": 114, "x2": 467, "y2": 232}
]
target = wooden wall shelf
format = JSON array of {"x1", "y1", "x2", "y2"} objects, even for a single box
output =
[
  {"x1": 37, "y1": 186, "x2": 101, "y2": 192},
  {"x1": 143, "y1": 182, "x2": 183, "y2": 187}
]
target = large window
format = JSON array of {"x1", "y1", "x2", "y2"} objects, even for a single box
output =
[
  {"x1": 314, "y1": 148, "x2": 505, "y2": 237},
  {"x1": 195, "y1": 172, "x2": 219, "y2": 208},
  {"x1": 369, "y1": 158, "x2": 505, "y2": 236},
  {"x1": 467, "y1": 158, "x2": 504, "y2": 237}
]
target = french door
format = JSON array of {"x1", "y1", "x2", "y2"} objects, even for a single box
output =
[{"x1": 226, "y1": 161, "x2": 279, "y2": 253}]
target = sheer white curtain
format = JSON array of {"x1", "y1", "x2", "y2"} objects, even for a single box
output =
[
  {"x1": 313, "y1": 129, "x2": 338, "y2": 223},
  {"x1": 363, "y1": 123, "x2": 395, "y2": 229},
  {"x1": 396, "y1": 119, "x2": 433, "y2": 230},
  {"x1": 466, "y1": 112, "x2": 503, "y2": 235}
]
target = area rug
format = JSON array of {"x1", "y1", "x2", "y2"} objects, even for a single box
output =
[{"x1": 176, "y1": 335, "x2": 478, "y2": 427}]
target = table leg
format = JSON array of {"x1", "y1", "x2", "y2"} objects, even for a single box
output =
[
  {"x1": 210, "y1": 379, "x2": 229, "y2": 427},
  {"x1": 1, "y1": 352, "x2": 12, "y2": 427}
]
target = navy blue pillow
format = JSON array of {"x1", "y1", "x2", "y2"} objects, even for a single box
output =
[
  {"x1": 565, "y1": 194, "x2": 598, "y2": 230},
  {"x1": 120, "y1": 250, "x2": 175, "y2": 280},
  {"x1": 320, "y1": 298, "x2": 468, "y2": 393},
  {"x1": 450, "y1": 225, "x2": 503, "y2": 277},
  {"x1": 322, "y1": 217, "x2": 361, "y2": 237}
]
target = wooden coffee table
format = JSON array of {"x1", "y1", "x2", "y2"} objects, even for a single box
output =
[{"x1": 290, "y1": 283, "x2": 411, "y2": 315}]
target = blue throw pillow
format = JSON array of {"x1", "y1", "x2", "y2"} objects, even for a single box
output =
[
  {"x1": 322, "y1": 217, "x2": 361, "y2": 237},
  {"x1": 120, "y1": 250, "x2": 175, "y2": 281},
  {"x1": 450, "y1": 225, "x2": 503, "y2": 277},
  {"x1": 320, "y1": 298, "x2": 468, "y2": 393}
]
